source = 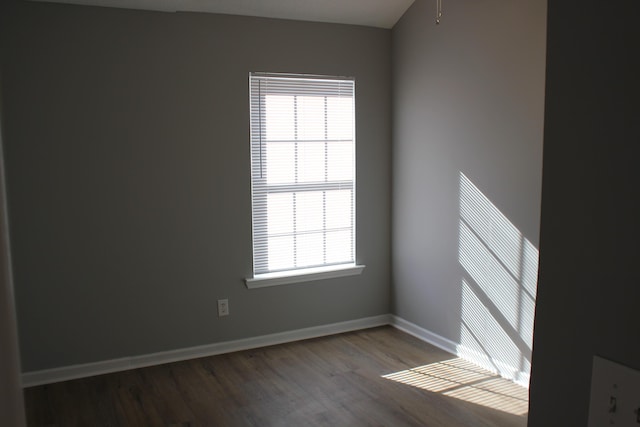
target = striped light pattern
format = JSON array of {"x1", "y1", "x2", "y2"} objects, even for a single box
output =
[
  {"x1": 457, "y1": 172, "x2": 539, "y2": 386},
  {"x1": 249, "y1": 73, "x2": 355, "y2": 275},
  {"x1": 383, "y1": 358, "x2": 529, "y2": 416}
]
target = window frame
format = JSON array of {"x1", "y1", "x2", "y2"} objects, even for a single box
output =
[{"x1": 245, "y1": 72, "x2": 365, "y2": 289}]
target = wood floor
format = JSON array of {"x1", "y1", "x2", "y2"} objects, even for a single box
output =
[{"x1": 24, "y1": 326, "x2": 528, "y2": 426}]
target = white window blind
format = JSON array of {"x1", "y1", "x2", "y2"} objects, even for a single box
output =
[{"x1": 249, "y1": 73, "x2": 356, "y2": 276}]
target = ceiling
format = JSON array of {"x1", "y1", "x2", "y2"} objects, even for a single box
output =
[{"x1": 30, "y1": 0, "x2": 416, "y2": 29}]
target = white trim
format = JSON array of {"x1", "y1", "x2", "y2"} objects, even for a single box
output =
[
  {"x1": 390, "y1": 315, "x2": 531, "y2": 388},
  {"x1": 245, "y1": 264, "x2": 365, "y2": 289},
  {"x1": 21, "y1": 314, "x2": 390, "y2": 387},
  {"x1": 456, "y1": 344, "x2": 531, "y2": 388},
  {"x1": 390, "y1": 315, "x2": 459, "y2": 355},
  {"x1": 22, "y1": 314, "x2": 530, "y2": 389}
]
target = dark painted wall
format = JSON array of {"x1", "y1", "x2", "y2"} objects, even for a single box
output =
[
  {"x1": 1, "y1": 1, "x2": 391, "y2": 372},
  {"x1": 529, "y1": 0, "x2": 640, "y2": 424},
  {"x1": 0, "y1": 68, "x2": 27, "y2": 426}
]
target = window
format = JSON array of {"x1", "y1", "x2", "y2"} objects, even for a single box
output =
[{"x1": 246, "y1": 73, "x2": 364, "y2": 288}]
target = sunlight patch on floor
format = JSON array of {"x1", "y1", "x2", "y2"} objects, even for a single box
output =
[{"x1": 382, "y1": 358, "x2": 529, "y2": 416}]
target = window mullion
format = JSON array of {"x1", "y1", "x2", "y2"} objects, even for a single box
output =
[
  {"x1": 293, "y1": 94, "x2": 299, "y2": 269},
  {"x1": 323, "y1": 95, "x2": 328, "y2": 265}
]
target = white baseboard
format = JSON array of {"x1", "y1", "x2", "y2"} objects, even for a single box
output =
[
  {"x1": 22, "y1": 314, "x2": 391, "y2": 387},
  {"x1": 390, "y1": 315, "x2": 459, "y2": 355},
  {"x1": 22, "y1": 314, "x2": 530, "y2": 389},
  {"x1": 390, "y1": 315, "x2": 531, "y2": 388},
  {"x1": 456, "y1": 343, "x2": 531, "y2": 387}
]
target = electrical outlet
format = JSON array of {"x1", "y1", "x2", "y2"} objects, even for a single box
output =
[
  {"x1": 217, "y1": 299, "x2": 229, "y2": 317},
  {"x1": 588, "y1": 356, "x2": 640, "y2": 426}
]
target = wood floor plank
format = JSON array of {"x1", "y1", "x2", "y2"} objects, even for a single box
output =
[{"x1": 24, "y1": 326, "x2": 528, "y2": 426}]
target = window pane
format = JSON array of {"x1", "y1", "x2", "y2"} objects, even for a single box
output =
[
  {"x1": 267, "y1": 193, "x2": 294, "y2": 235},
  {"x1": 298, "y1": 141, "x2": 325, "y2": 183},
  {"x1": 326, "y1": 230, "x2": 352, "y2": 264},
  {"x1": 327, "y1": 141, "x2": 353, "y2": 181},
  {"x1": 268, "y1": 236, "x2": 294, "y2": 271},
  {"x1": 296, "y1": 191, "x2": 324, "y2": 232},
  {"x1": 327, "y1": 97, "x2": 353, "y2": 141},
  {"x1": 266, "y1": 142, "x2": 295, "y2": 184},
  {"x1": 296, "y1": 232, "x2": 324, "y2": 267},
  {"x1": 326, "y1": 190, "x2": 352, "y2": 230},
  {"x1": 297, "y1": 96, "x2": 325, "y2": 141},
  {"x1": 266, "y1": 95, "x2": 294, "y2": 141}
]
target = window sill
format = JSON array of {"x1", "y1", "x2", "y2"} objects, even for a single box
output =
[{"x1": 245, "y1": 264, "x2": 365, "y2": 289}]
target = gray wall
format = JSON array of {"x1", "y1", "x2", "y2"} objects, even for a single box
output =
[
  {"x1": 528, "y1": 0, "x2": 640, "y2": 424},
  {"x1": 1, "y1": 1, "x2": 391, "y2": 372},
  {"x1": 391, "y1": 0, "x2": 546, "y2": 382}
]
